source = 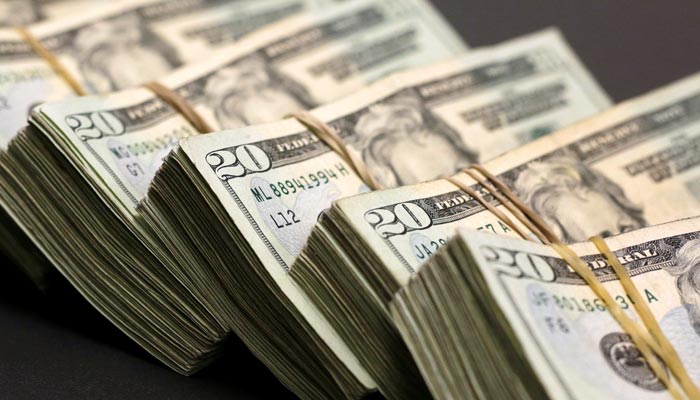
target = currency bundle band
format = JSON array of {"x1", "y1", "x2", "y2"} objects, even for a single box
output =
[
  {"x1": 142, "y1": 81, "x2": 213, "y2": 134},
  {"x1": 16, "y1": 26, "x2": 86, "y2": 96},
  {"x1": 291, "y1": 110, "x2": 384, "y2": 191}
]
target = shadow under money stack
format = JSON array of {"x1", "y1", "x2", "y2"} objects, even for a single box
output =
[
  {"x1": 0, "y1": 0, "x2": 467, "y2": 397},
  {"x1": 291, "y1": 70, "x2": 700, "y2": 397},
  {"x1": 0, "y1": 0, "x2": 344, "y2": 288},
  {"x1": 393, "y1": 221, "x2": 700, "y2": 400}
]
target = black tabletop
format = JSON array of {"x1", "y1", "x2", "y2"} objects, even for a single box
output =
[{"x1": 2, "y1": 1, "x2": 699, "y2": 399}]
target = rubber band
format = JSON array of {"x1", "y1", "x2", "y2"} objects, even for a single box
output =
[
  {"x1": 291, "y1": 110, "x2": 383, "y2": 190},
  {"x1": 16, "y1": 26, "x2": 86, "y2": 96},
  {"x1": 551, "y1": 241, "x2": 684, "y2": 400},
  {"x1": 445, "y1": 175, "x2": 533, "y2": 241},
  {"x1": 461, "y1": 167, "x2": 549, "y2": 244},
  {"x1": 468, "y1": 164, "x2": 559, "y2": 244},
  {"x1": 142, "y1": 81, "x2": 213, "y2": 134},
  {"x1": 591, "y1": 236, "x2": 700, "y2": 399}
]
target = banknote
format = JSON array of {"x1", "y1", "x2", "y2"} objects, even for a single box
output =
[
  {"x1": 30, "y1": 0, "x2": 467, "y2": 215},
  {"x1": 1, "y1": 0, "x2": 456, "y2": 287},
  {"x1": 0, "y1": 0, "x2": 467, "y2": 393},
  {"x1": 0, "y1": 0, "x2": 340, "y2": 148},
  {"x1": 392, "y1": 219, "x2": 700, "y2": 399},
  {"x1": 323, "y1": 70, "x2": 700, "y2": 291},
  {"x1": 0, "y1": 0, "x2": 346, "y2": 288}
]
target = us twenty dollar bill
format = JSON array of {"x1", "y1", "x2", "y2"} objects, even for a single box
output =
[
  {"x1": 326, "y1": 69, "x2": 700, "y2": 293},
  {"x1": 28, "y1": 0, "x2": 468, "y2": 215},
  {"x1": 0, "y1": 0, "x2": 341, "y2": 147},
  {"x1": 393, "y1": 220, "x2": 700, "y2": 399}
]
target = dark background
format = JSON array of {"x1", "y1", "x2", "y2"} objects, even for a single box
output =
[{"x1": 2, "y1": 1, "x2": 700, "y2": 399}]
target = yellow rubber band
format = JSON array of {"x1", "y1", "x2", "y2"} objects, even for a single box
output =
[
  {"x1": 445, "y1": 175, "x2": 534, "y2": 242},
  {"x1": 291, "y1": 110, "x2": 383, "y2": 190},
  {"x1": 142, "y1": 81, "x2": 213, "y2": 134},
  {"x1": 16, "y1": 26, "x2": 86, "y2": 96},
  {"x1": 469, "y1": 164, "x2": 559, "y2": 243},
  {"x1": 551, "y1": 242, "x2": 685, "y2": 399},
  {"x1": 591, "y1": 236, "x2": 700, "y2": 399},
  {"x1": 461, "y1": 167, "x2": 549, "y2": 243}
]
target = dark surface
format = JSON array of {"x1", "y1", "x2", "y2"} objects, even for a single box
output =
[{"x1": 2, "y1": 1, "x2": 700, "y2": 399}]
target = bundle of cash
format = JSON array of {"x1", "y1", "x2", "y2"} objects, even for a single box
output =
[
  {"x1": 0, "y1": 0, "x2": 466, "y2": 397},
  {"x1": 290, "y1": 71, "x2": 700, "y2": 397},
  {"x1": 0, "y1": 0, "x2": 347, "y2": 145},
  {"x1": 392, "y1": 219, "x2": 700, "y2": 399},
  {"x1": 0, "y1": 0, "x2": 343, "y2": 287},
  {"x1": 135, "y1": 28, "x2": 607, "y2": 400}
]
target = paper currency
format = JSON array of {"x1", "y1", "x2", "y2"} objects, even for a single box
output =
[
  {"x1": 0, "y1": 0, "x2": 346, "y2": 148},
  {"x1": 5, "y1": 0, "x2": 467, "y2": 200},
  {"x1": 0, "y1": 0, "x2": 347, "y2": 287},
  {"x1": 392, "y1": 219, "x2": 700, "y2": 399},
  {"x1": 289, "y1": 70, "x2": 700, "y2": 398},
  {"x1": 0, "y1": 0, "x2": 353, "y2": 288},
  {"x1": 0, "y1": 0, "x2": 467, "y2": 397},
  {"x1": 137, "y1": 28, "x2": 605, "y2": 400}
]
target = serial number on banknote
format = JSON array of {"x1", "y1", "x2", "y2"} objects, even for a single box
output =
[
  {"x1": 250, "y1": 163, "x2": 351, "y2": 203},
  {"x1": 414, "y1": 237, "x2": 449, "y2": 261},
  {"x1": 530, "y1": 290, "x2": 660, "y2": 313},
  {"x1": 476, "y1": 221, "x2": 515, "y2": 235}
]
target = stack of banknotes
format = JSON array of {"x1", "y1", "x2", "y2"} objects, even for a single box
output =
[
  {"x1": 2, "y1": 1, "x2": 699, "y2": 399},
  {"x1": 393, "y1": 218, "x2": 700, "y2": 399}
]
